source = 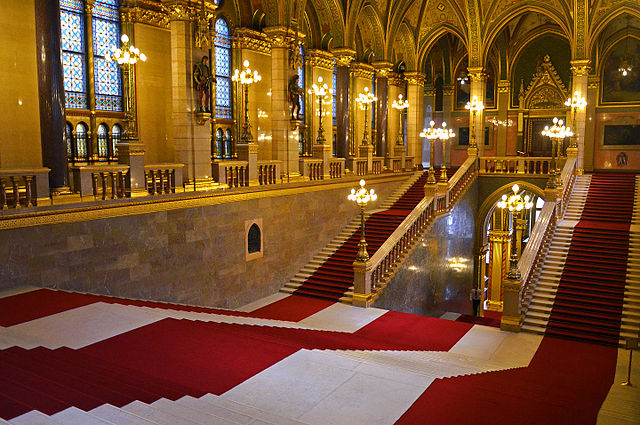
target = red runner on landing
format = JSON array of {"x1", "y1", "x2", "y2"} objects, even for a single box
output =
[
  {"x1": 546, "y1": 173, "x2": 637, "y2": 345},
  {"x1": 293, "y1": 169, "x2": 454, "y2": 301}
]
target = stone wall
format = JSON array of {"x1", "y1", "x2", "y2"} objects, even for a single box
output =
[
  {"x1": 0, "y1": 177, "x2": 406, "y2": 308},
  {"x1": 373, "y1": 181, "x2": 478, "y2": 317}
]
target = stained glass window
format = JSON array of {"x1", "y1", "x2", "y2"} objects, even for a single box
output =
[
  {"x1": 97, "y1": 124, "x2": 109, "y2": 160},
  {"x1": 93, "y1": 1, "x2": 122, "y2": 111},
  {"x1": 214, "y1": 18, "x2": 232, "y2": 119},
  {"x1": 224, "y1": 129, "x2": 233, "y2": 158},
  {"x1": 75, "y1": 123, "x2": 88, "y2": 161},
  {"x1": 298, "y1": 44, "x2": 305, "y2": 118},
  {"x1": 216, "y1": 128, "x2": 224, "y2": 159},
  {"x1": 332, "y1": 62, "x2": 337, "y2": 127},
  {"x1": 111, "y1": 124, "x2": 121, "y2": 159},
  {"x1": 65, "y1": 123, "x2": 74, "y2": 159},
  {"x1": 61, "y1": 0, "x2": 87, "y2": 109}
]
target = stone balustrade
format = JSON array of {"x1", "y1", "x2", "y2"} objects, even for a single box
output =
[
  {"x1": 212, "y1": 160, "x2": 249, "y2": 188},
  {"x1": 329, "y1": 158, "x2": 346, "y2": 179},
  {"x1": 299, "y1": 158, "x2": 324, "y2": 180},
  {"x1": 478, "y1": 156, "x2": 554, "y2": 175},
  {"x1": 0, "y1": 168, "x2": 50, "y2": 209},
  {"x1": 71, "y1": 164, "x2": 129, "y2": 200},
  {"x1": 257, "y1": 160, "x2": 281, "y2": 185},
  {"x1": 352, "y1": 156, "x2": 478, "y2": 307},
  {"x1": 144, "y1": 164, "x2": 184, "y2": 195}
]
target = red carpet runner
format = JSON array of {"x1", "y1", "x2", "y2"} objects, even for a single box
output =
[
  {"x1": 546, "y1": 173, "x2": 637, "y2": 345},
  {"x1": 294, "y1": 169, "x2": 453, "y2": 301}
]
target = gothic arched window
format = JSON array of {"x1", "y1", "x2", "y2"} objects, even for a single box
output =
[
  {"x1": 97, "y1": 123, "x2": 109, "y2": 160},
  {"x1": 111, "y1": 124, "x2": 121, "y2": 160},
  {"x1": 92, "y1": 0, "x2": 122, "y2": 111},
  {"x1": 214, "y1": 17, "x2": 232, "y2": 119},
  {"x1": 224, "y1": 129, "x2": 233, "y2": 158},
  {"x1": 298, "y1": 44, "x2": 305, "y2": 119},
  {"x1": 332, "y1": 62, "x2": 337, "y2": 127},
  {"x1": 216, "y1": 128, "x2": 224, "y2": 158},
  {"x1": 65, "y1": 122, "x2": 74, "y2": 160},
  {"x1": 75, "y1": 123, "x2": 88, "y2": 161},
  {"x1": 247, "y1": 223, "x2": 261, "y2": 254},
  {"x1": 60, "y1": 0, "x2": 88, "y2": 109}
]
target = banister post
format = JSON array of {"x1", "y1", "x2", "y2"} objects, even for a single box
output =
[
  {"x1": 352, "y1": 259, "x2": 374, "y2": 307},
  {"x1": 501, "y1": 276, "x2": 522, "y2": 331}
]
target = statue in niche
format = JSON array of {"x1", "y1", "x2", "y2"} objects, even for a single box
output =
[
  {"x1": 288, "y1": 75, "x2": 304, "y2": 120},
  {"x1": 193, "y1": 56, "x2": 215, "y2": 113}
]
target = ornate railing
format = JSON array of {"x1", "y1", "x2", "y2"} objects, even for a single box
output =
[
  {"x1": 559, "y1": 156, "x2": 576, "y2": 218},
  {"x1": 144, "y1": 164, "x2": 183, "y2": 195},
  {"x1": 405, "y1": 157, "x2": 414, "y2": 170},
  {"x1": 257, "y1": 160, "x2": 281, "y2": 185},
  {"x1": 0, "y1": 168, "x2": 50, "y2": 209},
  {"x1": 301, "y1": 159, "x2": 323, "y2": 181},
  {"x1": 353, "y1": 158, "x2": 368, "y2": 176},
  {"x1": 352, "y1": 156, "x2": 478, "y2": 307},
  {"x1": 329, "y1": 158, "x2": 345, "y2": 179},
  {"x1": 478, "y1": 156, "x2": 552, "y2": 175},
  {"x1": 212, "y1": 161, "x2": 249, "y2": 188},
  {"x1": 71, "y1": 165, "x2": 129, "y2": 200},
  {"x1": 371, "y1": 157, "x2": 384, "y2": 175}
]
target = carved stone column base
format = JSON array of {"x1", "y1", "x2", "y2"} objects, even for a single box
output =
[
  {"x1": 486, "y1": 300, "x2": 503, "y2": 312},
  {"x1": 352, "y1": 259, "x2": 373, "y2": 308}
]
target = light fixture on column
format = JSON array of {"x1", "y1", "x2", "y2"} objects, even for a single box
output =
[
  {"x1": 437, "y1": 122, "x2": 455, "y2": 184},
  {"x1": 232, "y1": 60, "x2": 262, "y2": 143},
  {"x1": 497, "y1": 184, "x2": 533, "y2": 279},
  {"x1": 391, "y1": 94, "x2": 409, "y2": 146},
  {"x1": 348, "y1": 179, "x2": 378, "y2": 262},
  {"x1": 308, "y1": 76, "x2": 333, "y2": 145},
  {"x1": 420, "y1": 121, "x2": 455, "y2": 184},
  {"x1": 465, "y1": 96, "x2": 484, "y2": 150},
  {"x1": 106, "y1": 34, "x2": 147, "y2": 141},
  {"x1": 542, "y1": 117, "x2": 573, "y2": 189},
  {"x1": 564, "y1": 91, "x2": 586, "y2": 151},
  {"x1": 356, "y1": 86, "x2": 377, "y2": 146}
]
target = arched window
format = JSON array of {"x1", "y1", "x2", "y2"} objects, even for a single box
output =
[
  {"x1": 65, "y1": 122, "x2": 74, "y2": 160},
  {"x1": 247, "y1": 223, "x2": 261, "y2": 254},
  {"x1": 111, "y1": 124, "x2": 121, "y2": 160},
  {"x1": 92, "y1": 0, "x2": 122, "y2": 111},
  {"x1": 298, "y1": 44, "x2": 305, "y2": 119},
  {"x1": 97, "y1": 123, "x2": 109, "y2": 160},
  {"x1": 214, "y1": 17, "x2": 232, "y2": 119},
  {"x1": 224, "y1": 129, "x2": 233, "y2": 158},
  {"x1": 75, "y1": 123, "x2": 88, "y2": 161},
  {"x1": 60, "y1": 0, "x2": 87, "y2": 109},
  {"x1": 332, "y1": 62, "x2": 337, "y2": 127},
  {"x1": 215, "y1": 128, "x2": 224, "y2": 159}
]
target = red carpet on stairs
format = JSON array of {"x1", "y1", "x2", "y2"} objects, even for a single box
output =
[
  {"x1": 546, "y1": 173, "x2": 637, "y2": 346},
  {"x1": 293, "y1": 169, "x2": 454, "y2": 301}
]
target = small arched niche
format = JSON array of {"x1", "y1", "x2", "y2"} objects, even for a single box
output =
[{"x1": 245, "y1": 219, "x2": 263, "y2": 261}]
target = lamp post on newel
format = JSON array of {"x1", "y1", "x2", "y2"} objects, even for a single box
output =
[{"x1": 350, "y1": 179, "x2": 378, "y2": 308}]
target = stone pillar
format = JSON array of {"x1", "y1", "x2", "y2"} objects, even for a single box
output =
[
  {"x1": 334, "y1": 48, "x2": 355, "y2": 159},
  {"x1": 34, "y1": 0, "x2": 68, "y2": 191},
  {"x1": 487, "y1": 208, "x2": 509, "y2": 312},
  {"x1": 265, "y1": 27, "x2": 301, "y2": 178},
  {"x1": 423, "y1": 85, "x2": 435, "y2": 168},
  {"x1": 496, "y1": 80, "x2": 510, "y2": 156},
  {"x1": 583, "y1": 75, "x2": 598, "y2": 172},
  {"x1": 308, "y1": 50, "x2": 335, "y2": 178},
  {"x1": 373, "y1": 61, "x2": 392, "y2": 159},
  {"x1": 236, "y1": 142, "x2": 258, "y2": 184},
  {"x1": 441, "y1": 84, "x2": 454, "y2": 166},
  {"x1": 405, "y1": 72, "x2": 425, "y2": 166},
  {"x1": 387, "y1": 74, "x2": 404, "y2": 156},
  {"x1": 514, "y1": 216, "x2": 527, "y2": 258},
  {"x1": 570, "y1": 60, "x2": 590, "y2": 174},
  {"x1": 84, "y1": 1, "x2": 97, "y2": 161},
  {"x1": 468, "y1": 67, "x2": 487, "y2": 156},
  {"x1": 351, "y1": 62, "x2": 375, "y2": 151},
  {"x1": 117, "y1": 7, "x2": 146, "y2": 195}
]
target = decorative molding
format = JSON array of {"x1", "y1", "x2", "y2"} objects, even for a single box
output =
[
  {"x1": 497, "y1": 80, "x2": 510, "y2": 93},
  {"x1": 159, "y1": 0, "x2": 217, "y2": 23},
  {"x1": 372, "y1": 61, "x2": 394, "y2": 78},
  {"x1": 234, "y1": 28, "x2": 271, "y2": 54},
  {"x1": 467, "y1": 66, "x2": 488, "y2": 82},
  {"x1": 388, "y1": 72, "x2": 405, "y2": 87},
  {"x1": 442, "y1": 84, "x2": 455, "y2": 96},
  {"x1": 587, "y1": 74, "x2": 600, "y2": 89},
  {"x1": 332, "y1": 48, "x2": 356, "y2": 67},
  {"x1": 405, "y1": 71, "x2": 426, "y2": 86},
  {"x1": 263, "y1": 26, "x2": 301, "y2": 48},
  {"x1": 570, "y1": 59, "x2": 591, "y2": 77},
  {"x1": 350, "y1": 62, "x2": 375, "y2": 79},
  {"x1": 520, "y1": 55, "x2": 568, "y2": 110},
  {"x1": 306, "y1": 49, "x2": 335, "y2": 70}
]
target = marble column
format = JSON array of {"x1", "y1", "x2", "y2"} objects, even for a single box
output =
[
  {"x1": 333, "y1": 48, "x2": 355, "y2": 159},
  {"x1": 405, "y1": 72, "x2": 425, "y2": 166},
  {"x1": 468, "y1": 67, "x2": 487, "y2": 157},
  {"x1": 264, "y1": 27, "x2": 301, "y2": 178},
  {"x1": 487, "y1": 208, "x2": 509, "y2": 312},
  {"x1": 570, "y1": 60, "x2": 590, "y2": 174},
  {"x1": 441, "y1": 84, "x2": 454, "y2": 167},
  {"x1": 583, "y1": 75, "x2": 598, "y2": 173},
  {"x1": 387, "y1": 74, "x2": 404, "y2": 156},
  {"x1": 373, "y1": 61, "x2": 392, "y2": 159},
  {"x1": 496, "y1": 80, "x2": 510, "y2": 156},
  {"x1": 34, "y1": 0, "x2": 68, "y2": 190},
  {"x1": 351, "y1": 62, "x2": 375, "y2": 166},
  {"x1": 423, "y1": 85, "x2": 435, "y2": 168}
]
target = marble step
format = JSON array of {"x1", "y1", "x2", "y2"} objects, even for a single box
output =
[
  {"x1": 90, "y1": 404, "x2": 161, "y2": 425},
  {"x1": 8, "y1": 411, "x2": 63, "y2": 425},
  {"x1": 52, "y1": 407, "x2": 116, "y2": 425}
]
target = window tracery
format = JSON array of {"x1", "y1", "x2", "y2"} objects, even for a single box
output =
[{"x1": 214, "y1": 17, "x2": 232, "y2": 120}]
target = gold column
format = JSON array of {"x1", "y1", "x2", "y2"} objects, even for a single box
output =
[
  {"x1": 84, "y1": 0, "x2": 97, "y2": 161},
  {"x1": 441, "y1": 84, "x2": 454, "y2": 166},
  {"x1": 584, "y1": 75, "x2": 599, "y2": 173},
  {"x1": 496, "y1": 80, "x2": 510, "y2": 156},
  {"x1": 487, "y1": 208, "x2": 509, "y2": 312},
  {"x1": 405, "y1": 72, "x2": 425, "y2": 165},
  {"x1": 514, "y1": 215, "x2": 527, "y2": 258},
  {"x1": 468, "y1": 67, "x2": 487, "y2": 156},
  {"x1": 570, "y1": 60, "x2": 590, "y2": 175}
]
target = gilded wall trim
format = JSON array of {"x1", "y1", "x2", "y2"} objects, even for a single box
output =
[
  {"x1": 570, "y1": 59, "x2": 591, "y2": 77},
  {"x1": 332, "y1": 48, "x2": 356, "y2": 67},
  {"x1": 372, "y1": 61, "x2": 393, "y2": 78},
  {"x1": 234, "y1": 28, "x2": 271, "y2": 54},
  {"x1": 350, "y1": 62, "x2": 375, "y2": 79},
  {"x1": 405, "y1": 71, "x2": 426, "y2": 86},
  {"x1": 306, "y1": 49, "x2": 335, "y2": 70}
]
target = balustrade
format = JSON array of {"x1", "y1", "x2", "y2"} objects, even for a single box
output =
[
  {"x1": 354, "y1": 159, "x2": 368, "y2": 176},
  {"x1": 144, "y1": 164, "x2": 184, "y2": 195},
  {"x1": 257, "y1": 161, "x2": 281, "y2": 185},
  {"x1": 329, "y1": 158, "x2": 345, "y2": 179},
  {"x1": 371, "y1": 158, "x2": 383, "y2": 175},
  {"x1": 212, "y1": 161, "x2": 249, "y2": 188},
  {"x1": 0, "y1": 168, "x2": 50, "y2": 209},
  {"x1": 479, "y1": 157, "x2": 552, "y2": 175},
  {"x1": 92, "y1": 168, "x2": 128, "y2": 200}
]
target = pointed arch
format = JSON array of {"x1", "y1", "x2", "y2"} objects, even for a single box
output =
[
  {"x1": 392, "y1": 21, "x2": 417, "y2": 70},
  {"x1": 588, "y1": 5, "x2": 640, "y2": 55},
  {"x1": 417, "y1": 27, "x2": 468, "y2": 78},
  {"x1": 355, "y1": 5, "x2": 386, "y2": 61}
]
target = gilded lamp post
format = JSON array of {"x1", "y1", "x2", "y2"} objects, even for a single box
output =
[
  {"x1": 391, "y1": 94, "x2": 409, "y2": 146},
  {"x1": 348, "y1": 179, "x2": 378, "y2": 261},
  {"x1": 308, "y1": 76, "x2": 333, "y2": 145},
  {"x1": 465, "y1": 96, "x2": 484, "y2": 152},
  {"x1": 542, "y1": 117, "x2": 572, "y2": 189},
  {"x1": 564, "y1": 91, "x2": 586, "y2": 153},
  {"x1": 356, "y1": 86, "x2": 377, "y2": 146},
  {"x1": 232, "y1": 60, "x2": 262, "y2": 143},
  {"x1": 497, "y1": 184, "x2": 533, "y2": 280},
  {"x1": 420, "y1": 121, "x2": 455, "y2": 185}
]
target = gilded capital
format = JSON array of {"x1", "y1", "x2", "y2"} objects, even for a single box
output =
[
  {"x1": 332, "y1": 48, "x2": 356, "y2": 67},
  {"x1": 388, "y1": 72, "x2": 405, "y2": 87},
  {"x1": 587, "y1": 74, "x2": 600, "y2": 90},
  {"x1": 350, "y1": 62, "x2": 375, "y2": 79},
  {"x1": 570, "y1": 59, "x2": 591, "y2": 77},
  {"x1": 372, "y1": 61, "x2": 393, "y2": 78},
  {"x1": 405, "y1": 71, "x2": 426, "y2": 86},
  {"x1": 442, "y1": 84, "x2": 454, "y2": 96},
  {"x1": 306, "y1": 49, "x2": 335, "y2": 70},
  {"x1": 263, "y1": 26, "x2": 301, "y2": 48},
  {"x1": 467, "y1": 66, "x2": 488, "y2": 82},
  {"x1": 497, "y1": 80, "x2": 510, "y2": 93},
  {"x1": 162, "y1": 0, "x2": 217, "y2": 21},
  {"x1": 234, "y1": 28, "x2": 271, "y2": 54},
  {"x1": 123, "y1": 1, "x2": 170, "y2": 28}
]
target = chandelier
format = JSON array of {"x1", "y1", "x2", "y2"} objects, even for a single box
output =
[{"x1": 106, "y1": 34, "x2": 146, "y2": 65}]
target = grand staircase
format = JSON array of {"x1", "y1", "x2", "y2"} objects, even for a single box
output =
[
  {"x1": 523, "y1": 173, "x2": 640, "y2": 345},
  {"x1": 281, "y1": 169, "x2": 453, "y2": 303}
]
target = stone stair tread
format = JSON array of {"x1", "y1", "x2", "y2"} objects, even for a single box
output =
[
  {"x1": 52, "y1": 407, "x2": 117, "y2": 425},
  {"x1": 123, "y1": 400, "x2": 201, "y2": 425},
  {"x1": 152, "y1": 398, "x2": 244, "y2": 425},
  {"x1": 8, "y1": 411, "x2": 64, "y2": 425},
  {"x1": 90, "y1": 404, "x2": 162, "y2": 425}
]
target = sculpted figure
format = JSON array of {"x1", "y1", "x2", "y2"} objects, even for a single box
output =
[
  {"x1": 193, "y1": 56, "x2": 215, "y2": 112},
  {"x1": 288, "y1": 75, "x2": 304, "y2": 120}
]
